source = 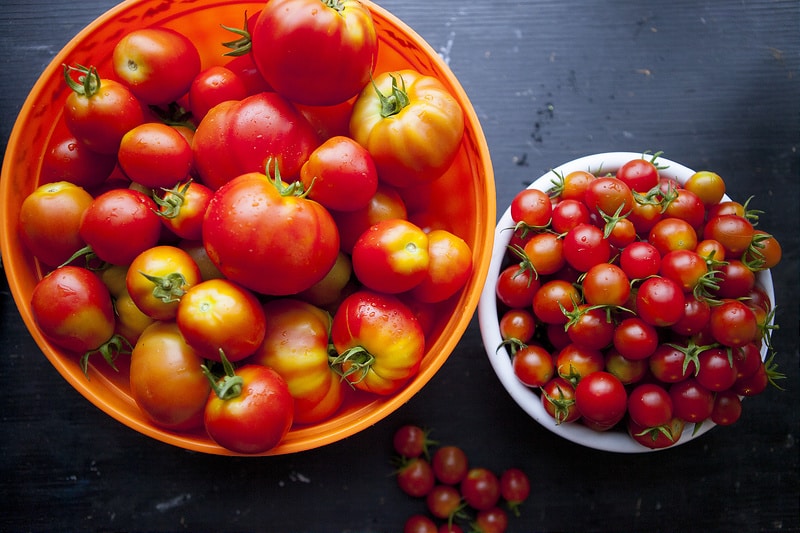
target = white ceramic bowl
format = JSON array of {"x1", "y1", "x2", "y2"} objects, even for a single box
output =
[{"x1": 478, "y1": 152, "x2": 775, "y2": 453}]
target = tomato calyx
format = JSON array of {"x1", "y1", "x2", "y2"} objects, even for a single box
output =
[
  {"x1": 633, "y1": 182, "x2": 678, "y2": 212},
  {"x1": 598, "y1": 203, "x2": 632, "y2": 239},
  {"x1": 149, "y1": 101, "x2": 195, "y2": 130},
  {"x1": 137, "y1": 270, "x2": 189, "y2": 303},
  {"x1": 665, "y1": 337, "x2": 719, "y2": 376},
  {"x1": 506, "y1": 243, "x2": 539, "y2": 284},
  {"x1": 79, "y1": 333, "x2": 132, "y2": 377},
  {"x1": 62, "y1": 64, "x2": 101, "y2": 98},
  {"x1": 202, "y1": 350, "x2": 245, "y2": 400},
  {"x1": 153, "y1": 180, "x2": 191, "y2": 219},
  {"x1": 633, "y1": 421, "x2": 677, "y2": 444},
  {"x1": 59, "y1": 244, "x2": 106, "y2": 271},
  {"x1": 741, "y1": 231, "x2": 775, "y2": 271},
  {"x1": 264, "y1": 158, "x2": 313, "y2": 198},
  {"x1": 540, "y1": 382, "x2": 577, "y2": 425},
  {"x1": 373, "y1": 73, "x2": 410, "y2": 118},
  {"x1": 220, "y1": 11, "x2": 252, "y2": 57},
  {"x1": 497, "y1": 337, "x2": 526, "y2": 356},
  {"x1": 329, "y1": 346, "x2": 375, "y2": 386}
]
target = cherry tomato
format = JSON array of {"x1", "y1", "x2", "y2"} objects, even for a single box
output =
[
  {"x1": 709, "y1": 299, "x2": 758, "y2": 348},
  {"x1": 19, "y1": 181, "x2": 94, "y2": 267},
  {"x1": 522, "y1": 232, "x2": 565, "y2": 276},
  {"x1": 711, "y1": 389, "x2": 742, "y2": 426},
  {"x1": 648, "y1": 217, "x2": 698, "y2": 255},
  {"x1": 584, "y1": 176, "x2": 633, "y2": 218},
  {"x1": 604, "y1": 348, "x2": 648, "y2": 385},
  {"x1": 426, "y1": 485, "x2": 463, "y2": 520},
  {"x1": 203, "y1": 359, "x2": 294, "y2": 454},
  {"x1": 432, "y1": 445, "x2": 468, "y2": 485},
  {"x1": 155, "y1": 180, "x2": 214, "y2": 241},
  {"x1": 683, "y1": 170, "x2": 726, "y2": 205},
  {"x1": 404, "y1": 515, "x2": 438, "y2": 533},
  {"x1": 659, "y1": 249, "x2": 708, "y2": 293},
  {"x1": 649, "y1": 343, "x2": 696, "y2": 383},
  {"x1": 510, "y1": 188, "x2": 552, "y2": 228},
  {"x1": 582, "y1": 263, "x2": 630, "y2": 307},
  {"x1": 703, "y1": 214, "x2": 754, "y2": 256},
  {"x1": 574, "y1": 371, "x2": 627, "y2": 429},
  {"x1": 474, "y1": 507, "x2": 509, "y2": 533},
  {"x1": 532, "y1": 279, "x2": 579, "y2": 325},
  {"x1": 188, "y1": 65, "x2": 248, "y2": 123},
  {"x1": 670, "y1": 294, "x2": 711, "y2": 337},
  {"x1": 62, "y1": 64, "x2": 145, "y2": 154},
  {"x1": 396, "y1": 457, "x2": 435, "y2": 498},
  {"x1": 499, "y1": 467, "x2": 530, "y2": 516},
  {"x1": 628, "y1": 417, "x2": 684, "y2": 449},
  {"x1": 499, "y1": 308, "x2": 537, "y2": 344},
  {"x1": 251, "y1": 0, "x2": 377, "y2": 106},
  {"x1": 557, "y1": 170, "x2": 595, "y2": 202},
  {"x1": 635, "y1": 276, "x2": 685, "y2": 327},
  {"x1": 715, "y1": 260, "x2": 756, "y2": 299},
  {"x1": 541, "y1": 376, "x2": 581, "y2": 424},
  {"x1": 562, "y1": 223, "x2": 611, "y2": 272},
  {"x1": 512, "y1": 343, "x2": 555, "y2": 388},
  {"x1": 330, "y1": 290, "x2": 425, "y2": 395},
  {"x1": 627, "y1": 383, "x2": 673, "y2": 428},
  {"x1": 393, "y1": 424, "x2": 433, "y2": 459},
  {"x1": 202, "y1": 169, "x2": 340, "y2": 296},
  {"x1": 612, "y1": 317, "x2": 658, "y2": 360},
  {"x1": 619, "y1": 241, "x2": 661, "y2": 280},
  {"x1": 460, "y1": 468, "x2": 500, "y2": 511},
  {"x1": 112, "y1": 27, "x2": 201, "y2": 105},
  {"x1": 669, "y1": 378, "x2": 714, "y2": 423},
  {"x1": 79, "y1": 188, "x2": 162, "y2": 266},
  {"x1": 616, "y1": 156, "x2": 660, "y2": 192},
  {"x1": 663, "y1": 188, "x2": 705, "y2": 229},
  {"x1": 743, "y1": 230, "x2": 782, "y2": 271},
  {"x1": 551, "y1": 198, "x2": 591, "y2": 234},
  {"x1": 177, "y1": 278, "x2": 266, "y2": 362},
  {"x1": 555, "y1": 343, "x2": 604, "y2": 385},
  {"x1": 129, "y1": 321, "x2": 210, "y2": 431},
  {"x1": 565, "y1": 305, "x2": 615, "y2": 351},
  {"x1": 352, "y1": 218, "x2": 430, "y2": 294},
  {"x1": 299, "y1": 135, "x2": 379, "y2": 212},
  {"x1": 495, "y1": 264, "x2": 540, "y2": 309},
  {"x1": 117, "y1": 122, "x2": 193, "y2": 189},
  {"x1": 41, "y1": 133, "x2": 117, "y2": 189}
]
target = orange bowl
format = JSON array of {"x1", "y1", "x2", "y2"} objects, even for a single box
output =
[{"x1": 0, "y1": 0, "x2": 495, "y2": 455}]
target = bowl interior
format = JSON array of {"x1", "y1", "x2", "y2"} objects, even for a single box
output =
[
  {"x1": 478, "y1": 152, "x2": 774, "y2": 453},
  {"x1": 1, "y1": 0, "x2": 495, "y2": 455}
]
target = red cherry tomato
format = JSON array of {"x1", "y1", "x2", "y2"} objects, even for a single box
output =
[
  {"x1": 188, "y1": 65, "x2": 248, "y2": 122},
  {"x1": 118, "y1": 122, "x2": 193, "y2": 189},
  {"x1": 574, "y1": 371, "x2": 628, "y2": 429}
]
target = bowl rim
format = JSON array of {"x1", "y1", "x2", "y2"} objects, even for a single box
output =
[
  {"x1": 0, "y1": 0, "x2": 496, "y2": 455},
  {"x1": 478, "y1": 151, "x2": 775, "y2": 453}
]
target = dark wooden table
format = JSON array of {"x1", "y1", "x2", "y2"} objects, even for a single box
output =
[{"x1": 2, "y1": 1, "x2": 798, "y2": 531}]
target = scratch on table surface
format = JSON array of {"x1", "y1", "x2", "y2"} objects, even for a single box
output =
[
  {"x1": 438, "y1": 31, "x2": 455, "y2": 65},
  {"x1": 155, "y1": 493, "x2": 192, "y2": 512}
]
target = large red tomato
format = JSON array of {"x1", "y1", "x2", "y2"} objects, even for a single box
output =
[
  {"x1": 202, "y1": 170, "x2": 340, "y2": 296},
  {"x1": 250, "y1": 0, "x2": 378, "y2": 106}
]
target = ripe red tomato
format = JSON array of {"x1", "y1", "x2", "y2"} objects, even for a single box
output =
[
  {"x1": 628, "y1": 417, "x2": 684, "y2": 449},
  {"x1": 79, "y1": 188, "x2": 162, "y2": 266},
  {"x1": 396, "y1": 457, "x2": 435, "y2": 498},
  {"x1": 612, "y1": 317, "x2": 658, "y2": 360},
  {"x1": 635, "y1": 276, "x2": 686, "y2": 327},
  {"x1": 62, "y1": 65, "x2": 145, "y2": 154},
  {"x1": 474, "y1": 507, "x2": 509, "y2": 533},
  {"x1": 499, "y1": 308, "x2": 537, "y2": 344},
  {"x1": 551, "y1": 198, "x2": 590, "y2": 234},
  {"x1": 709, "y1": 299, "x2": 758, "y2": 348},
  {"x1": 574, "y1": 371, "x2": 627, "y2": 429},
  {"x1": 176, "y1": 278, "x2": 266, "y2": 362},
  {"x1": 582, "y1": 263, "x2": 630, "y2": 307},
  {"x1": 627, "y1": 383, "x2": 673, "y2": 428},
  {"x1": 250, "y1": 0, "x2": 378, "y2": 106},
  {"x1": 711, "y1": 389, "x2": 742, "y2": 426},
  {"x1": 41, "y1": 133, "x2": 117, "y2": 189},
  {"x1": 659, "y1": 249, "x2": 708, "y2": 293},
  {"x1": 299, "y1": 135, "x2": 378, "y2": 212},
  {"x1": 202, "y1": 170, "x2": 340, "y2": 296},
  {"x1": 669, "y1": 378, "x2": 714, "y2": 423},
  {"x1": 540, "y1": 376, "x2": 581, "y2": 424},
  {"x1": 426, "y1": 485, "x2": 463, "y2": 520},
  {"x1": 112, "y1": 27, "x2": 201, "y2": 105},
  {"x1": 619, "y1": 241, "x2": 661, "y2": 280},
  {"x1": 604, "y1": 348, "x2": 648, "y2": 385},
  {"x1": 155, "y1": 180, "x2": 214, "y2": 241},
  {"x1": 129, "y1": 321, "x2": 210, "y2": 431},
  {"x1": 350, "y1": 70, "x2": 464, "y2": 187},
  {"x1": 522, "y1": 232, "x2": 565, "y2": 276},
  {"x1": 404, "y1": 515, "x2": 437, "y2": 533},
  {"x1": 460, "y1": 467, "x2": 500, "y2": 511},
  {"x1": 393, "y1": 424, "x2": 433, "y2": 459},
  {"x1": 495, "y1": 265, "x2": 540, "y2": 309},
  {"x1": 351, "y1": 219, "x2": 430, "y2": 294},
  {"x1": 649, "y1": 343, "x2": 696, "y2": 383},
  {"x1": 704, "y1": 214, "x2": 755, "y2": 256},
  {"x1": 510, "y1": 188, "x2": 552, "y2": 228},
  {"x1": 615, "y1": 156, "x2": 660, "y2": 192},
  {"x1": 192, "y1": 92, "x2": 320, "y2": 190},
  {"x1": 663, "y1": 188, "x2": 705, "y2": 229},
  {"x1": 499, "y1": 468, "x2": 530, "y2": 517},
  {"x1": 117, "y1": 122, "x2": 193, "y2": 189},
  {"x1": 331, "y1": 183, "x2": 408, "y2": 253},
  {"x1": 126, "y1": 245, "x2": 202, "y2": 321},
  {"x1": 555, "y1": 343, "x2": 604, "y2": 384},
  {"x1": 562, "y1": 223, "x2": 611, "y2": 272},
  {"x1": 431, "y1": 445, "x2": 468, "y2": 485},
  {"x1": 330, "y1": 290, "x2": 425, "y2": 395},
  {"x1": 203, "y1": 361, "x2": 294, "y2": 454},
  {"x1": 19, "y1": 181, "x2": 94, "y2": 267},
  {"x1": 557, "y1": 170, "x2": 594, "y2": 202},
  {"x1": 512, "y1": 343, "x2": 555, "y2": 387},
  {"x1": 583, "y1": 176, "x2": 634, "y2": 218},
  {"x1": 188, "y1": 65, "x2": 248, "y2": 123},
  {"x1": 30, "y1": 266, "x2": 124, "y2": 374}
]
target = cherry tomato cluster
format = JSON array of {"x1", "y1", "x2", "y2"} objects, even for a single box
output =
[
  {"x1": 20, "y1": 1, "x2": 473, "y2": 454},
  {"x1": 393, "y1": 425, "x2": 530, "y2": 533},
  {"x1": 495, "y1": 153, "x2": 784, "y2": 449}
]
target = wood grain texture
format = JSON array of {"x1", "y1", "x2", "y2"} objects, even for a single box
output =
[{"x1": 1, "y1": 0, "x2": 798, "y2": 531}]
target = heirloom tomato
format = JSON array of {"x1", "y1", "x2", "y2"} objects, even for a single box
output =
[
  {"x1": 350, "y1": 70, "x2": 464, "y2": 187},
  {"x1": 117, "y1": 122, "x2": 193, "y2": 189},
  {"x1": 19, "y1": 181, "x2": 93, "y2": 267},
  {"x1": 79, "y1": 188, "x2": 162, "y2": 266},
  {"x1": 192, "y1": 92, "x2": 320, "y2": 190},
  {"x1": 62, "y1": 64, "x2": 144, "y2": 154},
  {"x1": 203, "y1": 357, "x2": 294, "y2": 454},
  {"x1": 299, "y1": 135, "x2": 379, "y2": 211},
  {"x1": 126, "y1": 245, "x2": 202, "y2": 321},
  {"x1": 352, "y1": 218, "x2": 430, "y2": 294},
  {"x1": 188, "y1": 65, "x2": 248, "y2": 122},
  {"x1": 411, "y1": 230, "x2": 473, "y2": 303},
  {"x1": 30, "y1": 266, "x2": 127, "y2": 374},
  {"x1": 330, "y1": 290, "x2": 425, "y2": 395},
  {"x1": 129, "y1": 321, "x2": 210, "y2": 431},
  {"x1": 112, "y1": 27, "x2": 201, "y2": 105},
  {"x1": 247, "y1": 298, "x2": 345, "y2": 425},
  {"x1": 250, "y1": 0, "x2": 378, "y2": 106},
  {"x1": 202, "y1": 168, "x2": 340, "y2": 295},
  {"x1": 176, "y1": 278, "x2": 266, "y2": 362}
]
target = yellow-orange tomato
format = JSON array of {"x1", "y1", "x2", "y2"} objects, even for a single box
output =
[
  {"x1": 129, "y1": 321, "x2": 210, "y2": 431},
  {"x1": 411, "y1": 230, "x2": 473, "y2": 303},
  {"x1": 126, "y1": 245, "x2": 202, "y2": 321},
  {"x1": 352, "y1": 218, "x2": 429, "y2": 294}
]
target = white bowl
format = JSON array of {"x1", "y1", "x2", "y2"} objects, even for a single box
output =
[{"x1": 478, "y1": 152, "x2": 775, "y2": 453}]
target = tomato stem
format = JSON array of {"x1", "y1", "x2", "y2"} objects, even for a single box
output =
[
  {"x1": 79, "y1": 334, "x2": 133, "y2": 378},
  {"x1": 220, "y1": 11, "x2": 252, "y2": 56},
  {"x1": 202, "y1": 350, "x2": 244, "y2": 400},
  {"x1": 138, "y1": 270, "x2": 189, "y2": 303},
  {"x1": 264, "y1": 157, "x2": 312, "y2": 198},
  {"x1": 62, "y1": 64, "x2": 101, "y2": 98},
  {"x1": 329, "y1": 346, "x2": 375, "y2": 385},
  {"x1": 373, "y1": 73, "x2": 410, "y2": 118}
]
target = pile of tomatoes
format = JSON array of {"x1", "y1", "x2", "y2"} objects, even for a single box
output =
[
  {"x1": 19, "y1": 0, "x2": 474, "y2": 454},
  {"x1": 393, "y1": 425, "x2": 530, "y2": 533},
  {"x1": 494, "y1": 154, "x2": 784, "y2": 449}
]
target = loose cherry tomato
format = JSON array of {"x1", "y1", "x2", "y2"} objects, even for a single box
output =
[
  {"x1": 474, "y1": 507, "x2": 509, "y2": 533},
  {"x1": 404, "y1": 515, "x2": 437, "y2": 533},
  {"x1": 499, "y1": 468, "x2": 530, "y2": 516},
  {"x1": 432, "y1": 445, "x2": 468, "y2": 485},
  {"x1": 426, "y1": 485, "x2": 464, "y2": 520},
  {"x1": 396, "y1": 457, "x2": 435, "y2": 498},
  {"x1": 460, "y1": 467, "x2": 500, "y2": 511},
  {"x1": 393, "y1": 424, "x2": 434, "y2": 459}
]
